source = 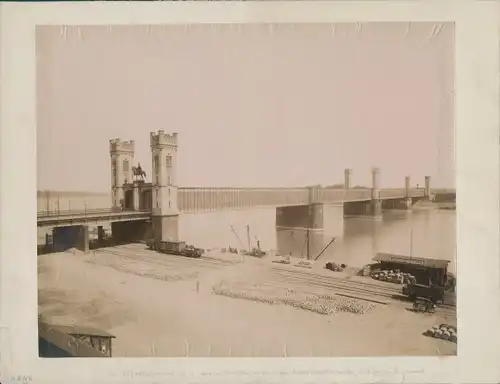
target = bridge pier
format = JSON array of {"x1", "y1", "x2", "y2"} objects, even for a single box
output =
[
  {"x1": 152, "y1": 215, "x2": 179, "y2": 242},
  {"x1": 381, "y1": 197, "x2": 412, "y2": 210},
  {"x1": 77, "y1": 225, "x2": 89, "y2": 253},
  {"x1": 371, "y1": 167, "x2": 382, "y2": 219},
  {"x1": 51, "y1": 225, "x2": 89, "y2": 253},
  {"x1": 276, "y1": 203, "x2": 325, "y2": 232},
  {"x1": 133, "y1": 182, "x2": 140, "y2": 210},
  {"x1": 344, "y1": 167, "x2": 383, "y2": 219},
  {"x1": 97, "y1": 226, "x2": 106, "y2": 245},
  {"x1": 111, "y1": 220, "x2": 153, "y2": 243},
  {"x1": 424, "y1": 175, "x2": 435, "y2": 201},
  {"x1": 343, "y1": 200, "x2": 382, "y2": 219},
  {"x1": 276, "y1": 196, "x2": 344, "y2": 259},
  {"x1": 370, "y1": 199, "x2": 382, "y2": 217}
]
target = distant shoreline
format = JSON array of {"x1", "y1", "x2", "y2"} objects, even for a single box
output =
[{"x1": 37, "y1": 190, "x2": 110, "y2": 197}]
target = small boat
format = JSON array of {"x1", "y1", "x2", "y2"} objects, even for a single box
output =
[
  {"x1": 240, "y1": 224, "x2": 266, "y2": 258},
  {"x1": 243, "y1": 247, "x2": 266, "y2": 258}
]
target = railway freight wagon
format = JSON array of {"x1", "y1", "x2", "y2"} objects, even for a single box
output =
[
  {"x1": 372, "y1": 253, "x2": 450, "y2": 286},
  {"x1": 371, "y1": 253, "x2": 452, "y2": 303},
  {"x1": 147, "y1": 239, "x2": 203, "y2": 258}
]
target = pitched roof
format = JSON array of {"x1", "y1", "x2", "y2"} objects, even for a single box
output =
[
  {"x1": 373, "y1": 253, "x2": 451, "y2": 269},
  {"x1": 52, "y1": 324, "x2": 116, "y2": 338},
  {"x1": 39, "y1": 322, "x2": 110, "y2": 357}
]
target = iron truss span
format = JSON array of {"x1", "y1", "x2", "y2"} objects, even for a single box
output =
[
  {"x1": 176, "y1": 187, "x2": 428, "y2": 213},
  {"x1": 37, "y1": 187, "x2": 450, "y2": 221}
]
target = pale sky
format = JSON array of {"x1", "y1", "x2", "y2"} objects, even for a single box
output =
[{"x1": 37, "y1": 23, "x2": 454, "y2": 192}]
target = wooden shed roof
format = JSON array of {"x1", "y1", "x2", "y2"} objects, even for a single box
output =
[
  {"x1": 53, "y1": 324, "x2": 116, "y2": 338},
  {"x1": 39, "y1": 322, "x2": 110, "y2": 357},
  {"x1": 373, "y1": 253, "x2": 451, "y2": 270}
]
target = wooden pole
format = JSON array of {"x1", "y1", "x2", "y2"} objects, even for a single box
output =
[
  {"x1": 306, "y1": 229, "x2": 310, "y2": 260},
  {"x1": 314, "y1": 237, "x2": 336, "y2": 261},
  {"x1": 246, "y1": 224, "x2": 251, "y2": 253}
]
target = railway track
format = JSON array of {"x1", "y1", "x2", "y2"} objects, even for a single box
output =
[
  {"x1": 88, "y1": 246, "x2": 456, "y2": 316},
  {"x1": 269, "y1": 273, "x2": 399, "y2": 301},
  {"x1": 95, "y1": 247, "x2": 231, "y2": 271},
  {"x1": 272, "y1": 268, "x2": 401, "y2": 294},
  {"x1": 265, "y1": 267, "x2": 456, "y2": 315},
  {"x1": 272, "y1": 266, "x2": 401, "y2": 291}
]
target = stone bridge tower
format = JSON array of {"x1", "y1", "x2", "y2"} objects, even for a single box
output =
[
  {"x1": 150, "y1": 130, "x2": 179, "y2": 242},
  {"x1": 109, "y1": 139, "x2": 134, "y2": 209}
]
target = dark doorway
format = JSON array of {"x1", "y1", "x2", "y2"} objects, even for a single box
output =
[
  {"x1": 141, "y1": 190, "x2": 152, "y2": 210},
  {"x1": 124, "y1": 190, "x2": 134, "y2": 210}
]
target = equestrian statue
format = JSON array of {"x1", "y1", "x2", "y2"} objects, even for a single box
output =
[{"x1": 132, "y1": 163, "x2": 147, "y2": 181}]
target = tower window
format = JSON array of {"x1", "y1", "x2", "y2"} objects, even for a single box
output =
[
  {"x1": 112, "y1": 161, "x2": 117, "y2": 186},
  {"x1": 154, "y1": 155, "x2": 159, "y2": 169},
  {"x1": 154, "y1": 155, "x2": 159, "y2": 184},
  {"x1": 166, "y1": 156, "x2": 172, "y2": 167},
  {"x1": 123, "y1": 159, "x2": 129, "y2": 178}
]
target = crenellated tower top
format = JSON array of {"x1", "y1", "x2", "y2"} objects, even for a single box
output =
[
  {"x1": 150, "y1": 131, "x2": 178, "y2": 147},
  {"x1": 110, "y1": 139, "x2": 135, "y2": 153}
]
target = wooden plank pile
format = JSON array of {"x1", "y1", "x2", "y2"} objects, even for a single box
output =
[{"x1": 212, "y1": 282, "x2": 376, "y2": 315}]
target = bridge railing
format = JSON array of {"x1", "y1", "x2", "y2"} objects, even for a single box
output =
[
  {"x1": 37, "y1": 208, "x2": 151, "y2": 219},
  {"x1": 379, "y1": 189, "x2": 406, "y2": 199},
  {"x1": 431, "y1": 188, "x2": 455, "y2": 195},
  {"x1": 178, "y1": 187, "x2": 310, "y2": 212},
  {"x1": 312, "y1": 188, "x2": 372, "y2": 203},
  {"x1": 410, "y1": 188, "x2": 426, "y2": 197},
  {"x1": 344, "y1": 189, "x2": 372, "y2": 201}
]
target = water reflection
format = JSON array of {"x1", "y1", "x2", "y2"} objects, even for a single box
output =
[{"x1": 179, "y1": 207, "x2": 456, "y2": 274}]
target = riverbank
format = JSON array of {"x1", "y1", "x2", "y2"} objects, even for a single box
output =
[{"x1": 38, "y1": 244, "x2": 456, "y2": 357}]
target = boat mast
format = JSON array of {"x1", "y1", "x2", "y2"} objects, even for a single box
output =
[
  {"x1": 246, "y1": 224, "x2": 251, "y2": 253},
  {"x1": 229, "y1": 225, "x2": 245, "y2": 250},
  {"x1": 409, "y1": 224, "x2": 413, "y2": 262}
]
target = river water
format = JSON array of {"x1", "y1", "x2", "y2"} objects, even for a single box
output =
[
  {"x1": 179, "y1": 206, "x2": 456, "y2": 274},
  {"x1": 38, "y1": 193, "x2": 456, "y2": 274}
]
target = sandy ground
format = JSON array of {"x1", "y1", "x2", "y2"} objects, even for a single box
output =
[{"x1": 38, "y1": 244, "x2": 457, "y2": 357}]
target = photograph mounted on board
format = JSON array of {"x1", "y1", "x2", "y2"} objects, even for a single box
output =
[{"x1": 36, "y1": 23, "x2": 456, "y2": 358}]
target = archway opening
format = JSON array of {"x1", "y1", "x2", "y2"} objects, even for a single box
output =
[{"x1": 124, "y1": 190, "x2": 134, "y2": 210}]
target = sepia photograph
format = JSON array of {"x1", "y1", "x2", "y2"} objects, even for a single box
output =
[
  {"x1": 35, "y1": 22, "x2": 459, "y2": 359},
  {"x1": 1, "y1": 1, "x2": 499, "y2": 382}
]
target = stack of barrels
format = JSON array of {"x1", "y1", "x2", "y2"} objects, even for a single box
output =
[
  {"x1": 325, "y1": 262, "x2": 346, "y2": 272},
  {"x1": 371, "y1": 270, "x2": 417, "y2": 285},
  {"x1": 425, "y1": 324, "x2": 457, "y2": 343}
]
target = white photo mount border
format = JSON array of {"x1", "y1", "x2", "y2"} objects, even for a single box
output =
[{"x1": 1, "y1": 1, "x2": 499, "y2": 383}]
